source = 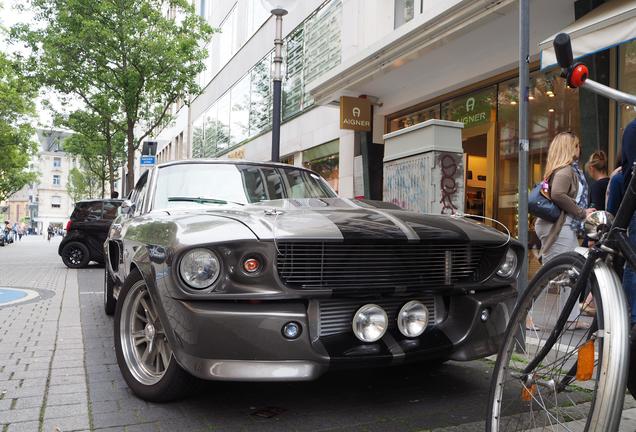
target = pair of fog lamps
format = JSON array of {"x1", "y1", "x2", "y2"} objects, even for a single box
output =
[{"x1": 282, "y1": 301, "x2": 429, "y2": 342}]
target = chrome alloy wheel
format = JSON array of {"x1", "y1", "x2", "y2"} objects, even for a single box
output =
[{"x1": 119, "y1": 280, "x2": 172, "y2": 385}]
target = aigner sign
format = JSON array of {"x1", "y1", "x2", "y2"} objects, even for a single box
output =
[{"x1": 340, "y1": 96, "x2": 371, "y2": 132}]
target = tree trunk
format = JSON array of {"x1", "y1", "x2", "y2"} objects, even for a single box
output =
[
  {"x1": 126, "y1": 120, "x2": 135, "y2": 193},
  {"x1": 105, "y1": 122, "x2": 116, "y2": 198}
]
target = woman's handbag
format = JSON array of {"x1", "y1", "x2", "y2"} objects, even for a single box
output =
[{"x1": 528, "y1": 179, "x2": 561, "y2": 223}]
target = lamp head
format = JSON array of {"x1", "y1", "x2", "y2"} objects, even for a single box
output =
[{"x1": 261, "y1": 0, "x2": 297, "y2": 15}]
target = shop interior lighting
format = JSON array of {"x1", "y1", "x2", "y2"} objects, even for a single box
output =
[{"x1": 548, "y1": 108, "x2": 555, "y2": 112}]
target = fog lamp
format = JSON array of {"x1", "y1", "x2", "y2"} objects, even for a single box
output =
[
  {"x1": 243, "y1": 257, "x2": 261, "y2": 273},
  {"x1": 352, "y1": 304, "x2": 388, "y2": 343},
  {"x1": 397, "y1": 301, "x2": 429, "y2": 337},
  {"x1": 496, "y1": 248, "x2": 518, "y2": 278},
  {"x1": 282, "y1": 322, "x2": 301, "y2": 339}
]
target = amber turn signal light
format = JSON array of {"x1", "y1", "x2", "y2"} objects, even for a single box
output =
[{"x1": 243, "y1": 257, "x2": 261, "y2": 273}]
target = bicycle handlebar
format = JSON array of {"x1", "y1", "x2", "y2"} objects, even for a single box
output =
[{"x1": 554, "y1": 33, "x2": 574, "y2": 69}]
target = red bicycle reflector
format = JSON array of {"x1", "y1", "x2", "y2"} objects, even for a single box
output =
[
  {"x1": 243, "y1": 258, "x2": 261, "y2": 273},
  {"x1": 576, "y1": 339, "x2": 595, "y2": 381}
]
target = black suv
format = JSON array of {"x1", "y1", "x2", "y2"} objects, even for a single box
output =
[{"x1": 59, "y1": 199, "x2": 123, "y2": 268}]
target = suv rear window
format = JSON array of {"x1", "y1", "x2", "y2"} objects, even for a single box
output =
[
  {"x1": 71, "y1": 202, "x2": 103, "y2": 222},
  {"x1": 102, "y1": 201, "x2": 122, "y2": 220}
]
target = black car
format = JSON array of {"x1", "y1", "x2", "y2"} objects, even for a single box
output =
[{"x1": 59, "y1": 199, "x2": 122, "y2": 268}]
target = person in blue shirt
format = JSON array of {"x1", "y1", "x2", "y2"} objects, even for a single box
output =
[{"x1": 607, "y1": 118, "x2": 636, "y2": 324}]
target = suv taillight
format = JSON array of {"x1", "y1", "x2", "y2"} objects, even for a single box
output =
[{"x1": 65, "y1": 220, "x2": 72, "y2": 231}]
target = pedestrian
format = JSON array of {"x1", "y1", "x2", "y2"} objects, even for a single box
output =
[
  {"x1": 533, "y1": 131, "x2": 596, "y2": 330},
  {"x1": 607, "y1": 118, "x2": 636, "y2": 325},
  {"x1": 585, "y1": 151, "x2": 610, "y2": 211},
  {"x1": 47, "y1": 225, "x2": 54, "y2": 242}
]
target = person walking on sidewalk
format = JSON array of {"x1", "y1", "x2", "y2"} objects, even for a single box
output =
[{"x1": 534, "y1": 131, "x2": 596, "y2": 329}]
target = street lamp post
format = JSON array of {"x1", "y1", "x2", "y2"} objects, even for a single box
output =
[{"x1": 261, "y1": 0, "x2": 296, "y2": 162}]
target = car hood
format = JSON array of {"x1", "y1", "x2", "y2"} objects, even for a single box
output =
[{"x1": 167, "y1": 198, "x2": 510, "y2": 245}]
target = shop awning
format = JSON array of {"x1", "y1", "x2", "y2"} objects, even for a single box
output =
[{"x1": 539, "y1": 0, "x2": 636, "y2": 70}]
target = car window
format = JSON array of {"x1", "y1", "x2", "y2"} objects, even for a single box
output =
[
  {"x1": 132, "y1": 173, "x2": 149, "y2": 215},
  {"x1": 153, "y1": 163, "x2": 336, "y2": 209},
  {"x1": 86, "y1": 202, "x2": 103, "y2": 221},
  {"x1": 71, "y1": 203, "x2": 89, "y2": 222},
  {"x1": 103, "y1": 201, "x2": 121, "y2": 220}
]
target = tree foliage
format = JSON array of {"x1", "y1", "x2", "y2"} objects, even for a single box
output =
[
  {"x1": 14, "y1": 0, "x2": 214, "y2": 191},
  {"x1": 0, "y1": 52, "x2": 38, "y2": 202},
  {"x1": 67, "y1": 166, "x2": 88, "y2": 202},
  {"x1": 58, "y1": 105, "x2": 126, "y2": 198}
]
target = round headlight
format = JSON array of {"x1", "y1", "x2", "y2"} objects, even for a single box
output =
[
  {"x1": 584, "y1": 210, "x2": 614, "y2": 240},
  {"x1": 397, "y1": 301, "x2": 429, "y2": 338},
  {"x1": 179, "y1": 248, "x2": 221, "y2": 289},
  {"x1": 352, "y1": 304, "x2": 388, "y2": 343},
  {"x1": 496, "y1": 248, "x2": 518, "y2": 278}
]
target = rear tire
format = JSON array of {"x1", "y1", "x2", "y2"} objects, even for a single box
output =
[
  {"x1": 114, "y1": 269, "x2": 195, "y2": 402},
  {"x1": 61, "y1": 242, "x2": 90, "y2": 268}
]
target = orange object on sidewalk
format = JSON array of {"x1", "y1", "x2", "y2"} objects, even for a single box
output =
[{"x1": 576, "y1": 339, "x2": 595, "y2": 381}]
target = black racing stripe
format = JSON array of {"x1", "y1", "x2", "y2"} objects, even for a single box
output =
[
  {"x1": 321, "y1": 209, "x2": 408, "y2": 241},
  {"x1": 389, "y1": 212, "x2": 468, "y2": 242}
]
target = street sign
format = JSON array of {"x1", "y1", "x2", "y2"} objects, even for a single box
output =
[{"x1": 140, "y1": 155, "x2": 156, "y2": 167}]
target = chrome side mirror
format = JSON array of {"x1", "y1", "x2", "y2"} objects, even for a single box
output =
[
  {"x1": 120, "y1": 200, "x2": 135, "y2": 216},
  {"x1": 584, "y1": 210, "x2": 614, "y2": 240}
]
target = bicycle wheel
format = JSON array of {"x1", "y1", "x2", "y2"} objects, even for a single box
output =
[{"x1": 487, "y1": 251, "x2": 629, "y2": 431}]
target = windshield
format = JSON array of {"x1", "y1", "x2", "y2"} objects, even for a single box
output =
[{"x1": 153, "y1": 163, "x2": 336, "y2": 209}]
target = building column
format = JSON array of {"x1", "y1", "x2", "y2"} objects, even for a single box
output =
[{"x1": 338, "y1": 129, "x2": 355, "y2": 198}]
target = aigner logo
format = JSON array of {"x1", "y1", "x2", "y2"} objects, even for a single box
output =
[
  {"x1": 466, "y1": 97, "x2": 476, "y2": 112},
  {"x1": 352, "y1": 107, "x2": 361, "y2": 118}
]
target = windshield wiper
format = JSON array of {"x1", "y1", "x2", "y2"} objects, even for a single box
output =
[{"x1": 167, "y1": 196, "x2": 244, "y2": 206}]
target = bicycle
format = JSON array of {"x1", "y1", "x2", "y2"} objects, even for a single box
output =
[{"x1": 487, "y1": 33, "x2": 636, "y2": 431}]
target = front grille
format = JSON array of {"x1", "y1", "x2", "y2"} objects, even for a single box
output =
[
  {"x1": 318, "y1": 296, "x2": 438, "y2": 337},
  {"x1": 277, "y1": 242, "x2": 498, "y2": 290}
]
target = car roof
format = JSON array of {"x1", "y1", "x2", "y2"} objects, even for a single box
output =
[
  {"x1": 75, "y1": 199, "x2": 124, "y2": 204},
  {"x1": 156, "y1": 159, "x2": 311, "y2": 171}
]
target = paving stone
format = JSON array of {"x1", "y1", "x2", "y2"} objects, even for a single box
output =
[
  {"x1": 43, "y1": 415, "x2": 90, "y2": 432},
  {"x1": 47, "y1": 392, "x2": 87, "y2": 406},
  {"x1": 6, "y1": 420, "x2": 40, "y2": 432},
  {"x1": 14, "y1": 395, "x2": 43, "y2": 410},
  {"x1": 1, "y1": 406, "x2": 41, "y2": 423},
  {"x1": 44, "y1": 402, "x2": 89, "y2": 419}
]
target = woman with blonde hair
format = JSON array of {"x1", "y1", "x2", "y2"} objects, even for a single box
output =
[{"x1": 533, "y1": 132, "x2": 596, "y2": 329}]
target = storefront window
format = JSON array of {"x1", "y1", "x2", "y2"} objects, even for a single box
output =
[
  {"x1": 192, "y1": 117, "x2": 205, "y2": 158},
  {"x1": 283, "y1": 26, "x2": 304, "y2": 120},
  {"x1": 203, "y1": 104, "x2": 217, "y2": 157},
  {"x1": 249, "y1": 52, "x2": 272, "y2": 136},
  {"x1": 388, "y1": 105, "x2": 440, "y2": 132},
  {"x1": 619, "y1": 40, "x2": 636, "y2": 139},
  {"x1": 230, "y1": 74, "x2": 250, "y2": 145},
  {"x1": 442, "y1": 86, "x2": 498, "y2": 219},
  {"x1": 497, "y1": 72, "x2": 581, "y2": 240},
  {"x1": 303, "y1": 140, "x2": 340, "y2": 192}
]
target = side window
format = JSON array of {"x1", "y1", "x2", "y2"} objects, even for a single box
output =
[
  {"x1": 71, "y1": 203, "x2": 89, "y2": 221},
  {"x1": 132, "y1": 173, "x2": 149, "y2": 215},
  {"x1": 86, "y1": 202, "x2": 103, "y2": 221},
  {"x1": 103, "y1": 201, "x2": 121, "y2": 220}
]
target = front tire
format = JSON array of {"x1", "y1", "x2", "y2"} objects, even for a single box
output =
[
  {"x1": 487, "y1": 251, "x2": 628, "y2": 431},
  {"x1": 114, "y1": 269, "x2": 194, "y2": 402},
  {"x1": 61, "y1": 242, "x2": 90, "y2": 268}
]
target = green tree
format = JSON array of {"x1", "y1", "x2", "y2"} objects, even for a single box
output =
[
  {"x1": 67, "y1": 167, "x2": 88, "y2": 202},
  {"x1": 0, "y1": 53, "x2": 38, "y2": 202},
  {"x1": 58, "y1": 104, "x2": 126, "y2": 197},
  {"x1": 14, "y1": 0, "x2": 214, "y2": 192}
]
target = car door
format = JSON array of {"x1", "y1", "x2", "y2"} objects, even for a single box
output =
[
  {"x1": 121, "y1": 172, "x2": 150, "y2": 274},
  {"x1": 80, "y1": 201, "x2": 105, "y2": 260}
]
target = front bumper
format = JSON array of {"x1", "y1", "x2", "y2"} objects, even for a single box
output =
[{"x1": 158, "y1": 286, "x2": 517, "y2": 381}]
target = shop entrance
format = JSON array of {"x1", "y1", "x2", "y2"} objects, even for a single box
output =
[{"x1": 442, "y1": 86, "x2": 497, "y2": 219}]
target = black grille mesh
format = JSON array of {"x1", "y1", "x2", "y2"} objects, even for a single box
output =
[{"x1": 277, "y1": 242, "x2": 496, "y2": 290}]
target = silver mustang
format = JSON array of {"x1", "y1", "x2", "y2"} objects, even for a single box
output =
[{"x1": 104, "y1": 160, "x2": 521, "y2": 401}]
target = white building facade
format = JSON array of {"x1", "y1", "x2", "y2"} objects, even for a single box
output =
[
  {"x1": 153, "y1": 0, "x2": 636, "y2": 238},
  {"x1": 33, "y1": 129, "x2": 79, "y2": 232}
]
